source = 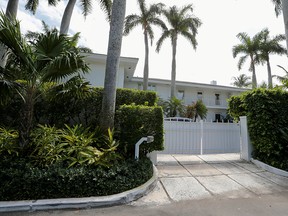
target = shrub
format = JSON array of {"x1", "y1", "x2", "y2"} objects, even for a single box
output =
[
  {"x1": 28, "y1": 125, "x2": 121, "y2": 168},
  {"x1": 0, "y1": 157, "x2": 153, "y2": 201},
  {"x1": 228, "y1": 88, "x2": 288, "y2": 170},
  {"x1": 0, "y1": 127, "x2": 19, "y2": 156},
  {"x1": 116, "y1": 104, "x2": 164, "y2": 158}
]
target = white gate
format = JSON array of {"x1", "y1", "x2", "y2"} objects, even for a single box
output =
[{"x1": 160, "y1": 120, "x2": 241, "y2": 155}]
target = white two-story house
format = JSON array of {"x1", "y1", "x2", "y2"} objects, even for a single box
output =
[{"x1": 83, "y1": 53, "x2": 248, "y2": 122}]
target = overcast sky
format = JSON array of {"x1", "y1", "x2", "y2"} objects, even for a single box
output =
[{"x1": 1, "y1": 0, "x2": 287, "y2": 86}]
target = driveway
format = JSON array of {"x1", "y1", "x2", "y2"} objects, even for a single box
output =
[
  {"x1": 131, "y1": 153, "x2": 288, "y2": 206},
  {"x1": 3, "y1": 154, "x2": 288, "y2": 216}
]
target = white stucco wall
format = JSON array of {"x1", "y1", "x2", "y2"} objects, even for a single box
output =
[{"x1": 84, "y1": 63, "x2": 125, "y2": 88}]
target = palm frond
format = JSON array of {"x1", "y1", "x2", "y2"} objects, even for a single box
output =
[
  {"x1": 156, "y1": 30, "x2": 171, "y2": 52},
  {"x1": 79, "y1": 0, "x2": 93, "y2": 18},
  {"x1": 123, "y1": 14, "x2": 141, "y2": 36}
]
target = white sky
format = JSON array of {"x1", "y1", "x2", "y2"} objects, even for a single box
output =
[{"x1": 1, "y1": 0, "x2": 287, "y2": 86}]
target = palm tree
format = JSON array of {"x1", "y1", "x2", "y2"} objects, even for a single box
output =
[
  {"x1": 156, "y1": 4, "x2": 202, "y2": 98},
  {"x1": 160, "y1": 97, "x2": 185, "y2": 117},
  {"x1": 270, "y1": 0, "x2": 288, "y2": 52},
  {"x1": 273, "y1": 65, "x2": 288, "y2": 88},
  {"x1": 25, "y1": 0, "x2": 112, "y2": 35},
  {"x1": 0, "y1": 13, "x2": 89, "y2": 146},
  {"x1": 232, "y1": 32, "x2": 263, "y2": 89},
  {"x1": 0, "y1": 0, "x2": 19, "y2": 68},
  {"x1": 124, "y1": 0, "x2": 165, "y2": 90},
  {"x1": 99, "y1": 0, "x2": 126, "y2": 131},
  {"x1": 186, "y1": 100, "x2": 207, "y2": 122},
  {"x1": 231, "y1": 74, "x2": 252, "y2": 88},
  {"x1": 258, "y1": 28, "x2": 286, "y2": 88}
]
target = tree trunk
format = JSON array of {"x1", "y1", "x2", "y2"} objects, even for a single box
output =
[
  {"x1": 99, "y1": 0, "x2": 126, "y2": 130},
  {"x1": 266, "y1": 57, "x2": 273, "y2": 88},
  {"x1": 60, "y1": 0, "x2": 76, "y2": 35},
  {"x1": 19, "y1": 87, "x2": 35, "y2": 148},
  {"x1": 143, "y1": 31, "x2": 149, "y2": 90},
  {"x1": 170, "y1": 37, "x2": 177, "y2": 98},
  {"x1": 0, "y1": 0, "x2": 19, "y2": 68},
  {"x1": 282, "y1": 0, "x2": 288, "y2": 52},
  {"x1": 250, "y1": 56, "x2": 257, "y2": 89},
  {"x1": 5, "y1": 0, "x2": 19, "y2": 18}
]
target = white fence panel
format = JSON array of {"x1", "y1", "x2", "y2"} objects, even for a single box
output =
[
  {"x1": 163, "y1": 121, "x2": 201, "y2": 154},
  {"x1": 160, "y1": 121, "x2": 240, "y2": 155},
  {"x1": 202, "y1": 122, "x2": 240, "y2": 154}
]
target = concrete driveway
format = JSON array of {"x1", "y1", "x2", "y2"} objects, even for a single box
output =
[
  {"x1": 131, "y1": 153, "x2": 288, "y2": 206},
  {"x1": 3, "y1": 154, "x2": 288, "y2": 216}
]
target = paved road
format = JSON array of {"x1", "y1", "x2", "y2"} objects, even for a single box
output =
[{"x1": 3, "y1": 154, "x2": 288, "y2": 216}]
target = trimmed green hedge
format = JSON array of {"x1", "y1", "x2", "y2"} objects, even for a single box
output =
[
  {"x1": 116, "y1": 104, "x2": 164, "y2": 158},
  {"x1": 228, "y1": 88, "x2": 288, "y2": 170},
  {"x1": 0, "y1": 87, "x2": 158, "y2": 129},
  {"x1": 0, "y1": 157, "x2": 153, "y2": 201}
]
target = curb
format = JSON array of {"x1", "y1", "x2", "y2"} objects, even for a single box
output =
[
  {"x1": 0, "y1": 165, "x2": 158, "y2": 213},
  {"x1": 251, "y1": 159, "x2": 288, "y2": 177}
]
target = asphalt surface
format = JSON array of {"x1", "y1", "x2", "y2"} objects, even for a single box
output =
[{"x1": 2, "y1": 153, "x2": 288, "y2": 216}]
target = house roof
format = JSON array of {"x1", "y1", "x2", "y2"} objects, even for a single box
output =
[
  {"x1": 130, "y1": 77, "x2": 250, "y2": 92},
  {"x1": 84, "y1": 53, "x2": 139, "y2": 80}
]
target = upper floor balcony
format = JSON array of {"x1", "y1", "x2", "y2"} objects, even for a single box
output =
[{"x1": 191, "y1": 98, "x2": 228, "y2": 109}]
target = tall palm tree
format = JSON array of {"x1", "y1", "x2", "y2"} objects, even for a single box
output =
[
  {"x1": 99, "y1": 0, "x2": 126, "y2": 131},
  {"x1": 274, "y1": 65, "x2": 288, "y2": 88},
  {"x1": 232, "y1": 32, "x2": 263, "y2": 89},
  {"x1": 124, "y1": 0, "x2": 165, "y2": 90},
  {"x1": 26, "y1": 0, "x2": 112, "y2": 35},
  {"x1": 0, "y1": 12, "x2": 89, "y2": 146},
  {"x1": 231, "y1": 74, "x2": 252, "y2": 88},
  {"x1": 258, "y1": 28, "x2": 286, "y2": 88},
  {"x1": 0, "y1": 0, "x2": 19, "y2": 68},
  {"x1": 271, "y1": 0, "x2": 288, "y2": 52},
  {"x1": 156, "y1": 4, "x2": 202, "y2": 98}
]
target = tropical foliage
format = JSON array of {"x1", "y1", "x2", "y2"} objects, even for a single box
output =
[
  {"x1": 156, "y1": 4, "x2": 202, "y2": 98},
  {"x1": 159, "y1": 97, "x2": 185, "y2": 117},
  {"x1": 232, "y1": 32, "x2": 263, "y2": 89},
  {"x1": 0, "y1": 13, "x2": 89, "y2": 146},
  {"x1": 25, "y1": 0, "x2": 112, "y2": 35},
  {"x1": 258, "y1": 28, "x2": 286, "y2": 88},
  {"x1": 231, "y1": 74, "x2": 252, "y2": 88},
  {"x1": 124, "y1": 0, "x2": 165, "y2": 90},
  {"x1": 185, "y1": 100, "x2": 208, "y2": 121}
]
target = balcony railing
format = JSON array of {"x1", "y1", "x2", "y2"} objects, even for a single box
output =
[{"x1": 192, "y1": 98, "x2": 228, "y2": 107}]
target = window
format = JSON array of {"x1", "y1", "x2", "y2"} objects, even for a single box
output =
[
  {"x1": 215, "y1": 94, "x2": 220, "y2": 105},
  {"x1": 148, "y1": 84, "x2": 156, "y2": 91},
  {"x1": 177, "y1": 90, "x2": 184, "y2": 100},
  {"x1": 197, "y1": 92, "x2": 203, "y2": 100}
]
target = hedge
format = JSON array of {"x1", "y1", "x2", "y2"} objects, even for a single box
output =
[
  {"x1": 228, "y1": 88, "x2": 288, "y2": 170},
  {"x1": 115, "y1": 104, "x2": 164, "y2": 158},
  {"x1": 0, "y1": 157, "x2": 153, "y2": 201},
  {"x1": 0, "y1": 87, "x2": 158, "y2": 129}
]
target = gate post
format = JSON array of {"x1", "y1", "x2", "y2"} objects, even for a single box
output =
[
  {"x1": 239, "y1": 116, "x2": 253, "y2": 161},
  {"x1": 200, "y1": 120, "x2": 203, "y2": 155}
]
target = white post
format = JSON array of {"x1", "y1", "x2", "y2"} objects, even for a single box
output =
[
  {"x1": 200, "y1": 120, "x2": 204, "y2": 155},
  {"x1": 135, "y1": 137, "x2": 147, "y2": 160},
  {"x1": 239, "y1": 116, "x2": 253, "y2": 161}
]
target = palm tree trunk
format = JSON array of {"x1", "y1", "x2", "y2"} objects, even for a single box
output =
[
  {"x1": 19, "y1": 87, "x2": 35, "y2": 148},
  {"x1": 0, "y1": 0, "x2": 19, "y2": 68},
  {"x1": 5, "y1": 0, "x2": 19, "y2": 18},
  {"x1": 282, "y1": 0, "x2": 288, "y2": 51},
  {"x1": 143, "y1": 31, "x2": 149, "y2": 91},
  {"x1": 99, "y1": 0, "x2": 126, "y2": 130},
  {"x1": 60, "y1": 0, "x2": 76, "y2": 35},
  {"x1": 266, "y1": 57, "x2": 273, "y2": 88},
  {"x1": 171, "y1": 37, "x2": 177, "y2": 98},
  {"x1": 251, "y1": 56, "x2": 257, "y2": 89}
]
